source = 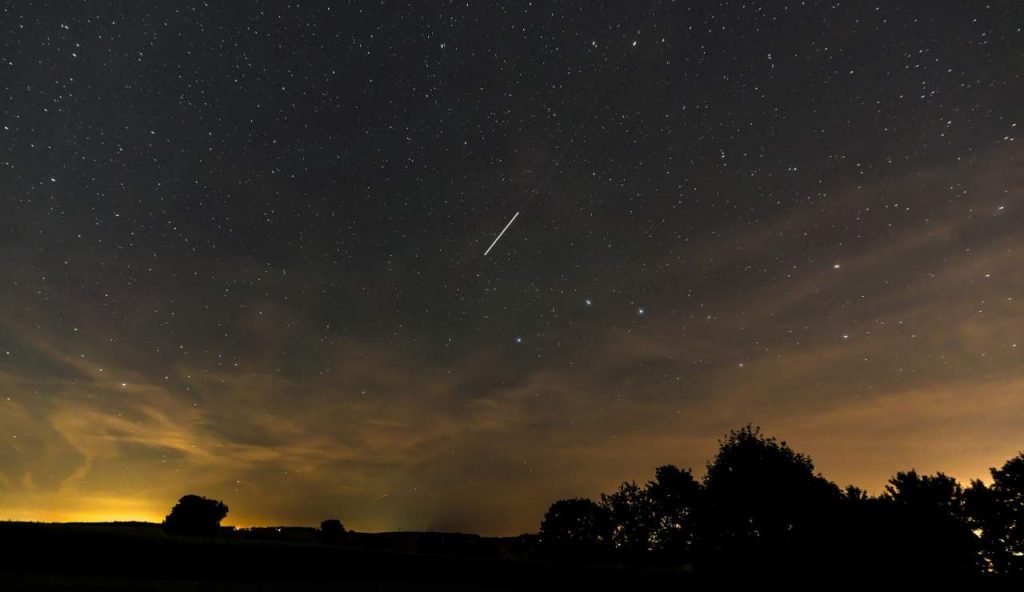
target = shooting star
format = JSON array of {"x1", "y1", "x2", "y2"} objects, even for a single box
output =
[{"x1": 484, "y1": 211, "x2": 520, "y2": 256}]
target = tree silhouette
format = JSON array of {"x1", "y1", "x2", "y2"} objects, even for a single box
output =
[
  {"x1": 645, "y1": 465, "x2": 700, "y2": 563},
  {"x1": 320, "y1": 519, "x2": 346, "y2": 543},
  {"x1": 539, "y1": 498, "x2": 611, "y2": 560},
  {"x1": 601, "y1": 481, "x2": 658, "y2": 559},
  {"x1": 966, "y1": 452, "x2": 1024, "y2": 574},
  {"x1": 880, "y1": 470, "x2": 979, "y2": 573},
  {"x1": 885, "y1": 470, "x2": 968, "y2": 516},
  {"x1": 694, "y1": 425, "x2": 842, "y2": 570},
  {"x1": 533, "y1": 426, "x2": 1024, "y2": 575},
  {"x1": 162, "y1": 494, "x2": 229, "y2": 536},
  {"x1": 843, "y1": 484, "x2": 870, "y2": 502}
]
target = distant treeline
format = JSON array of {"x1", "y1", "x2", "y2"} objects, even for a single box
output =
[
  {"x1": 537, "y1": 425, "x2": 1024, "y2": 575},
  {"x1": 61, "y1": 424, "x2": 1021, "y2": 579}
]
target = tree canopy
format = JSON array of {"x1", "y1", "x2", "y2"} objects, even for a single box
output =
[
  {"x1": 163, "y1": 494, "x2": 229, "y2": 537},
  {"x1": 967, "y1": 452, "x2": 1024, "y2": 574},
  {"x1": 538, "y1": 425, "x2": 1024, "y2": 575}
]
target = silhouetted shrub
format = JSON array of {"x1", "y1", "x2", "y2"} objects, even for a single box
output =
[
  {"x1": 320, "y1": 518, "x2": 346, "y2": 543},
  {"x1": 539, "y1": 498, "x2": 611, "y2": 561},
  {"x1": 162, "y1": 494, "x2": 228, "y2": 536}
]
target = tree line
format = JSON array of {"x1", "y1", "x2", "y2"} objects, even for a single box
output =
[
  {"x1": 159, "y1": 425, "x2": 1023, "y2": 575},
  {"x1": 538, "y1": 425, "x2": 1024, "y2": 575}
]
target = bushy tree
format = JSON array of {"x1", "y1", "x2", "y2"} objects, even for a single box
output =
[
  {"x1": 163, "y1": 494, "x2": 229, "y2": 536},
  {"x1": 320, "y1": 518, "x2": 346, "y2": 543},
  {"x1": 601, "y1": 481, "x2": 658, "y2": 558},
  {"x1": 879, "y1": 470, "x2": 979, "y2": 573},
  {"x1": 541, "y1": 468, "x2": 700, "y2": 565},
  {"x1": 646, "y1": 465, "x2": 700, "y2": 559},
  {"x1": 885, "y1": 470, "x2": 967, "y2": 516},
  {"x1": 967, "y1": 453, "x2": 1024, "y2": 574},
  {"x1": 539, "y1": 498, "x2": 612, "y2": 560},
  {"x1": 694, "y1": 425, "x2": 842, "y2": 569}
]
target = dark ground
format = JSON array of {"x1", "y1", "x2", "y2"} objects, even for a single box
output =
[{"x1": 0, "y1": 522, "x2": 689, "y2": 591}]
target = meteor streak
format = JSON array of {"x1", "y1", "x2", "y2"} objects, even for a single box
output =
[{"x1": 483, "y1": 211, "x2": 520, "y2": 256}]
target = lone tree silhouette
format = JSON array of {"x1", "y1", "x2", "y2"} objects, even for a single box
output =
[
  {"x1": 539, "y1": 498, "x2": 611, "y2": 560},
  {"x1": 320, "y1": 518, "x2": 346, "y2": 543},
  {"x1": 163, "y1": 494, "x2": 229, "y2": 536}
]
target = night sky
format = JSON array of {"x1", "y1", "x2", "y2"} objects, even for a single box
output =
[{"x1": 1, "y1": 1, "x2": 1022, "y2": 535}]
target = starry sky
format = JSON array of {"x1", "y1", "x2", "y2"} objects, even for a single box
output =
[{"x1": 1, "y1": 1, "x2": 1022, "y2": 535}]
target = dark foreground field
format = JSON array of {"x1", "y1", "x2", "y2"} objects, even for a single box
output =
[{"x1": 0, "y1": 522, "x2": 688, "y2": 591}]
